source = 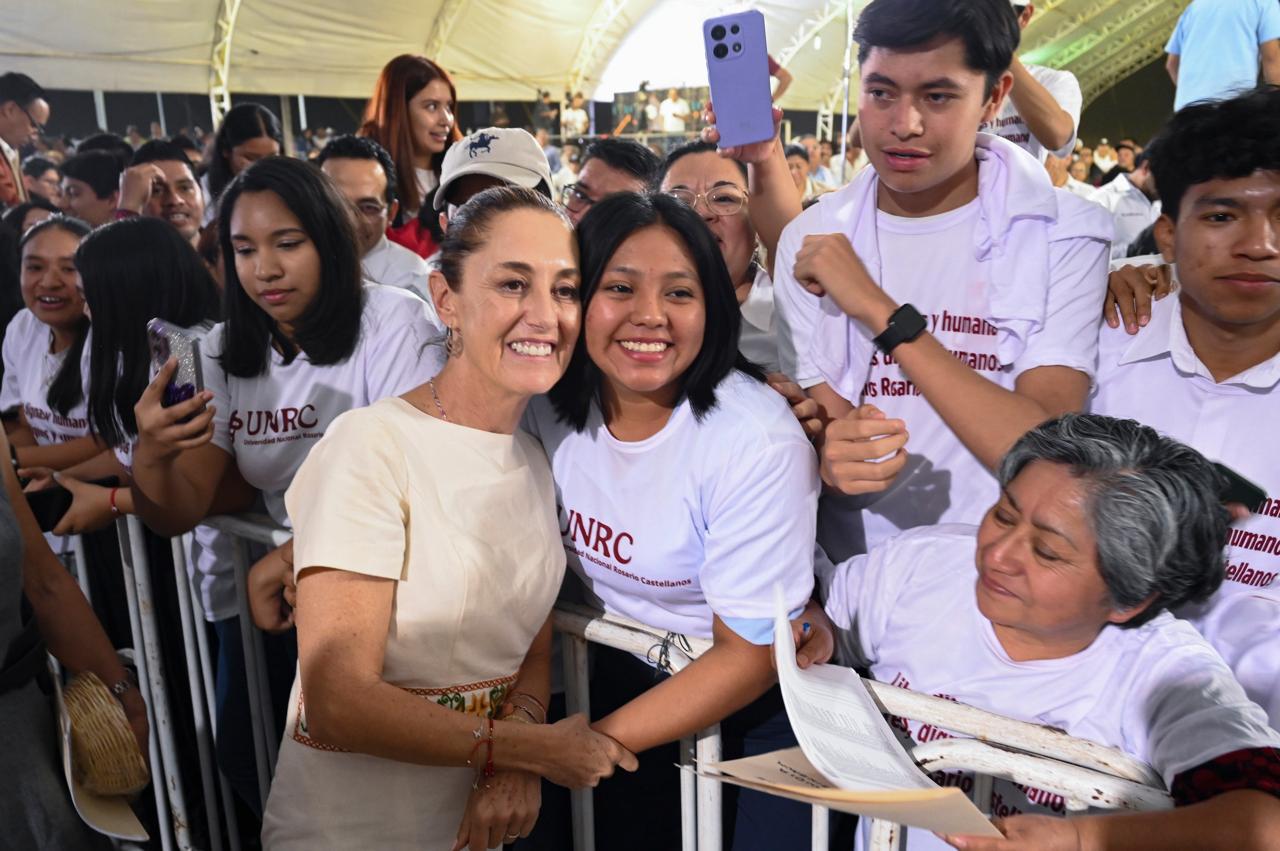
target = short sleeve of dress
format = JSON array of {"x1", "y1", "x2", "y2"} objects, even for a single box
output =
[{"x1": 285, "y1": 407, "x2": 410, "y2": 581}]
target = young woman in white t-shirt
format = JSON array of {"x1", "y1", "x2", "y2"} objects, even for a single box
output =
[
  {"x1": 813, "y1": 415, "x2": 1280, "y2": 851},
  {"x1": 525, "y1": 192, "x2": 823, "y2": 850},
  {"x1": 131, "y1": 155, "x2": 444, "y2": 536},
  {"x1": 2, "y1": 217, "x2": 103, "y2": 475}
]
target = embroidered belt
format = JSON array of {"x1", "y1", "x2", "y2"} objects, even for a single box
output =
[{"x1": 293, "y1": 674, "x2": 517, "y2": 752}]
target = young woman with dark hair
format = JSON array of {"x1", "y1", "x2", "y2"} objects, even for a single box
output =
[
  {"x1": 201, "y1": 103, "x2": 283, "y2": 225},
  {"x1": 526, "y1": 192, "x2": 823, "y2": 850},
  {"x1": 0, "y1": 195, "x2": 59, "y2": 237},
  {"x1": 359, "y1": 54, "x2": 462, "y2": 258},
  {"x1": 131, "y1": 154, "x2": 444, "y2": 538},
  {"x1": 1, "y1": 216, "x2": 103, "y2": 476}
]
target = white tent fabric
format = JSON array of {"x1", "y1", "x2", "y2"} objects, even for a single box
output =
[{"x1": 0, "y1": 0, "x2": 1189, "y2": 109}]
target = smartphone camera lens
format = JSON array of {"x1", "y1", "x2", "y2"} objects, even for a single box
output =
[
  {"x1": 711, "y1": 24, "x2": 726, "y2": 40},
  {"x1": 730, "y1": 24, "x2": 740, "y2": 35},
  {"x1": 732, "y1": 42, "x2": 742, "y2": 53},
  {"x1": 713, "y1": 43, "x2": 729, "y2": 59}
]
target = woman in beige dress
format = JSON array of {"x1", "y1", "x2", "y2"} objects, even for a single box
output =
[{"x1": 261, "y1": 186, "x2": 635, "y2": 851}]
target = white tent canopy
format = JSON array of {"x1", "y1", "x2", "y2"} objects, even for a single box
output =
[{"x1": 1, "y1": 0, "x2": 1188, "y2": 113}]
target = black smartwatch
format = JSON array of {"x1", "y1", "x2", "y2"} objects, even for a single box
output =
[{"x1": 873, "y1": 304, "x2": 927, "y2": 355}]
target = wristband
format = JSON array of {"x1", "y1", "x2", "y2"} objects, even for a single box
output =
[
  {"x1": 109, "y1": 487, "x2": 121, "y2": 517},
  {"x1": 872, "y1": 303, "x2": 927, "y2": 355},
  {"x1": 9, "y1": 441, "x2": 18, "y2": 471}
]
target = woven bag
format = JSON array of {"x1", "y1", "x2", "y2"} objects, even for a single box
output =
[{"x1": 62, "y1": 671, "x2": 150, "y2": 796}]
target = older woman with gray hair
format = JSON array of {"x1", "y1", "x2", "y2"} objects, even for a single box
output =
[{"x1": 815, "y1": 413, "x2": 1280, "y2": 851}]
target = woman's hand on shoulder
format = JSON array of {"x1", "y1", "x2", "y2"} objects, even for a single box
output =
[
  {"x1": 133, "y1": 358, "x2": 216, "y2": 465},
  {"x1": 766, "y1": 373, "x2": 822, "y2": 442},
  {"x1": 452, "y1": 769, "x2": 541, "y2": 851},
  {"x1": 540, "y1": 713, "x2": 638, "y2": 789}
]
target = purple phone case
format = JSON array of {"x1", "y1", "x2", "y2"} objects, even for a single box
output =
[{"x1": 703, "y1": 10, "x2": 774, "y2": 149}]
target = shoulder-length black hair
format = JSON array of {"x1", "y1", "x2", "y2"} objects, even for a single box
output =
[
  {"x1": 549, "y1": 192, "x2": 763, "y2": 432},
  {"x1": 217, "y1": 156, "x2": 365, "y2": 378},
  {"x1": 77, "y1": 217, "x2": 221, "y2": 447},
  {"x1": 19, "y1": 216, "x2": 92, "y2": 416},
  {"x1": 204, "y1": 103, "x2": 283, "y2": 201}
]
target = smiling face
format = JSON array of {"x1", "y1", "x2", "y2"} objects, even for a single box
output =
[
  {"x1": 228, "y1": 135, "x2": 280, "y2": 176},
  {"x1": 859, "y1": 35, "x2": 1010, "y2": 216},
  {"x1": 974, "y1": 461, "x2": 1136, "y2": 658},
  {"x1": 1158, "y1": 169, "x2": 1280, "y2": 334},
  {"x1": 143, "y1": 159, "x2": 204, "y2": 243},
  {"x1": 585, "y1": 224, "x2": 706, "y2": 410},
  {"x1": 432, "y1": 207, "x2": 581, "y2": 399},
  {"x1": 21, "y1": 226, "x2": 86, "y2": 334},
  {"x1": 229, "y1": 190, "x2": 322, "y2": 338},
  {"x1": 409, "y1": 79, "x2": 455, "y2": 159},
  {"x1": 661, "y1": 151, "x2": 754, "y2": 285}
]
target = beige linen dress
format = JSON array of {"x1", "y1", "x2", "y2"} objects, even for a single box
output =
[{"x1": 262, "y1": 397, "x2": 564, "y2": 849}]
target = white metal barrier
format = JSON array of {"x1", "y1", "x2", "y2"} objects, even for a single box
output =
[{"x1": 552, "y1": 602, "x2": 1173, "y2": 851}]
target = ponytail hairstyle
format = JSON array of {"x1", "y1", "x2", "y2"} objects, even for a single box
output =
[
  {"x1": 19, "y1": 216, "x2": 92, "y2": 416},
  {"x1": 77, "y1": 217, "x2": 221, "y2": 446}
]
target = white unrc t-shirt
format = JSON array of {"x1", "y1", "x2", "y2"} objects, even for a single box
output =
[
  {"x1": 1, "y1": 310, "x2": 92, "y2": 555},
  {"x1": 204, "y1": 284, "x2": 445, "y2": 527},
  {"x1": 523, "y1": 371, "x2": 819, "y2": 643},
  {"x1": 821, "y1": 524, "x2": 1280, "y2": 851},
  {"x1": 980, "y1": 64, "x2": 1082, "y2": 163},
  {"x1": 1090, "y1": 295, "x2": 1280, "y2": 725},
  {"x1": 775, "y1": 195, "x2": 1105, "y2": 554}
]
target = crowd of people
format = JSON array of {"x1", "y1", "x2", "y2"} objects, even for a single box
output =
[{"x1": 2, "y1": 0, "x2": 1279, "y2": 849}]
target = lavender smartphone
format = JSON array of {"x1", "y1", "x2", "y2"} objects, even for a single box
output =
[
  {"x1": 146, "y1": 318, "x2": 204, "y2": 407},
  {"x1": 703, "y1": 10, "x2": 774, "y2": 148}
]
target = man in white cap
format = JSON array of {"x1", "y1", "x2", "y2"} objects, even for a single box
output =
[
  {"x1": 979, "y1": 2, "x2": 1081, "y2": 163},
  {"x1": 433, "y1": 126, "x2": 554, "y2": 228}
]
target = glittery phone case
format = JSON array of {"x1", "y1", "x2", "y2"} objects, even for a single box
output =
[{"x1": 146, "y1": 318, "x2": 204, "y2": 408}]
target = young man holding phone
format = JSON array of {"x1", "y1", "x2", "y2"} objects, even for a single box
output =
[
  {"x1": 772, "y1": 0, "x2": 1112, "y2": 558},
  {"x1": 1089, "y1": 87, "x2": 1280, "y2": 726}
]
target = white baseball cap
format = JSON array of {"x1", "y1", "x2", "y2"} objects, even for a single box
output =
[{"x1": 433, "y1": 127, "x2": 553, "y2": 211}]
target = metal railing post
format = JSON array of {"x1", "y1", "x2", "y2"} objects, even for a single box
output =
[
  {"x1": 563, "y1": 632, "x2": 594, "y2": 851},
  {"x1": 695, "y1": 726, "x2": 722, "y2": 850}
]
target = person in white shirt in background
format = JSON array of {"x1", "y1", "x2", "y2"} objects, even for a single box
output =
[
  {"x1": 659, "y1": 87, "x2": 691, "y2": 134},
  {"x1": 980, "y1": 2, "x2": 1082, "y2": 164},
  {"x1": 432, "y1": 127, "x2": 554, "y2": 232},
  {"x1": 525, "y1": 192, "x2": 823, "y2": 851},
  {"x1": 561, "y1": 91, "x2": 590, "y2": 140},
  {"x1": 784, "y1": 143, "x2": 834, "y2": 203},
  {"x1": 1090, "y1": 86, "x2": 1280, "y2": 727},
  {"x1": 811, "y1": 415, "x2": 1280, "y2": 851},
  {"x1": 1094, "y1": 146, "x2": 1161, "y2": 259},
  {"x1": 316, "y1": 134, "x2": 437, "y2": 308},
  {"x1": 1044, "y1": 151, "x2": 1097, "y2": 203},
  {"x1": 772, "y1": 0, "x2": 1111, "y2": 561},
  {"x1": 551, "y1": 142, "x2": 581, "y2": 198}
]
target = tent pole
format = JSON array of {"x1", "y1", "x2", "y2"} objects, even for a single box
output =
[
  {"x1": 837, "y1": 0, "x2": 854, "y2": 183},
  {"x1": 93, "y1": 90, "x2": 107, "y2": 133}
]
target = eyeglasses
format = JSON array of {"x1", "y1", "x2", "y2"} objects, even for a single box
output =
[
  {"x1": 20, "y1": 105, "x2": 45, "y2": 136},
  {"x1": 560, "y1": 183, "x2": 596, "y2": 214},
  {"x1": 666, "y1": 186, "x2": 747, "y2": 217}
]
